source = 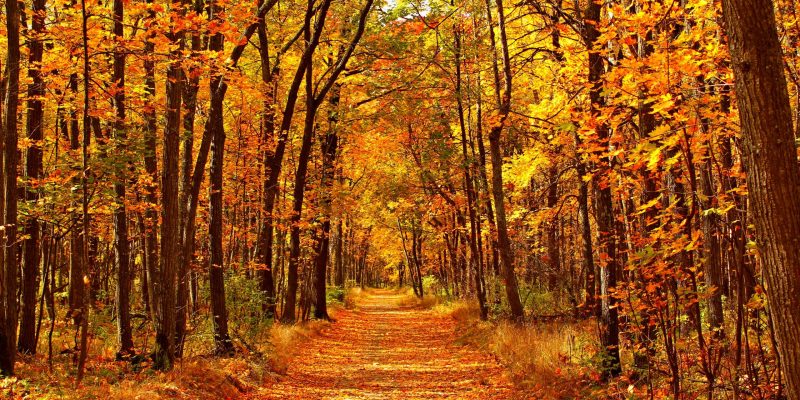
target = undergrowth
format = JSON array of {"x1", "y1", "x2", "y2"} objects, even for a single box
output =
[
  {"x1": 2, "y1": 307, "x2": 335, "y2": 399},
  {"x1": 437, "y1": 301, "x2": 603, "y2": 399}
]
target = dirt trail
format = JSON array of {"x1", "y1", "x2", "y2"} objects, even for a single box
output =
[{"x1": 256, "y1": 289, "x2": 519, "y2": 399}]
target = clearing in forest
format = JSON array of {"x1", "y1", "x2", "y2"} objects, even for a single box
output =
[{"x1": 255, "y1": 289, "x2": 519, "y2": 399}]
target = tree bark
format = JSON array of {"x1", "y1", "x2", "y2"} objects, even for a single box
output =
[
  {"x1": 207, "y1": 9, "x2": 234, "y2": 354},
  {"x1": 175, "y1": 0, "x2": 203, "y2": 355},
  {"x1": 142, "y1": 0, "x2": 159, "y2": 321},
  {"x1": 0, "y1": 0, "x2": 21, "y2": 374},
  {"x1": 584, "y1": 0, "x2": 621, "y2": 377},
  {"x1": 112, "y1": 0, "x2": 134, "y2": 356},
  {"x1": 153, "y1": 2, "x2": 184, "y2": 369},
  {"x1": 486, "y1": 0, "x2": 524, "y2": 321},
  {"x1": 722, "y1": 0, "x2": 800, "y2": 397},
  {"x1": 313, "y1": 83, "x2": 342, "y2": 321},
  {"x1": 19, "y1": 0, "x2": 47, "y2": 356}
]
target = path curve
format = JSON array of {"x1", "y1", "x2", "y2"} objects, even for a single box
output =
[{"x1": 256, "y1": 289, "x2": 519, "y2": 399}]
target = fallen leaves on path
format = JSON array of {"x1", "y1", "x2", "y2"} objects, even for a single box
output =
[{"x1": 255, "y1": 290, "x2": 520, "y2": 399}]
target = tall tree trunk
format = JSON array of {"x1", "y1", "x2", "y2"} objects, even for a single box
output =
[
  {"x1": 573, "y1": 133, "x2": 596, "y2": 316},
  {"x1": 112, "y1": 0, "x2": 134, "y2": 356},
  {"x1": 313, "y1": 83, "x2": 342, "y2": 321},
  {"x1": 0, "y1": 0, "x2": 20, "y2": 374},
  {"x1": 256, "y1": 16, "x2": 278, "y2": 317},
  {"x1": 283, "y1": 54, "x2": 318, "y2": 324},
  {"x1": 207, "y1": 8, "x2": 233, "y2": 353},
  {"x1": 153, "y1": 2, "x2": 185, "y2": 369},
  {"x1": 142, "y1": 0, "x2": 159, "y2": 320},
  {"x1": 281, "y1": 0, "x2": 371, "y2": 322},
  {"x1": 76, "y1": 0, "x2": 92, "y2": 380},
  {"x1": 455, "y1": 26, "x2": 488, "y2": 320},
  {"x1": 334, "y1": 217, "x2": 344, "y2": 286},
  {"x1": 545, "y1": 166, "x2": 560, "y2": 292},
  {"x1": 19, "y1": 0, "x2": 47, "y2": 356},
  {"x1": 584, "y1": 0, "x2": 621, "y2": 378},
  {"x1": 486, "y1": 0, "x2": 524, "y2": 320},
  {"x1": 176, "y1": 0, "x2": 203, "y2": 356},
  {"x1": 722, "y1": 1, "x2": 800, "y2": 397}
]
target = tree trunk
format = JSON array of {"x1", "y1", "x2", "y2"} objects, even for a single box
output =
[
  {"x1": 283, "y1": 56, "x2": 318, "y2": 324},
  {"x1": 584, "y1": 0, "x2": 621, "y2": 378},
  {"x1": 0, "y1": 0, "x2": 21, "y2": 373},
  {"x1": 19, "y1": 0, "x2": 46, "y2": 356},
  {"x1": 486, "y1": 0, "x2": 524, "y2": 321},
  {"x1": 313, "y1": 83, "x2": 342, "y2": 321},
  {"x1": 722, "y1": 1, "x2": 800, "y2": 397},
  {"x1": 142, "y1": 0, "x2": 159, "y2": 321},
  {"x1": 112, "y1": 0, "x2": 134, "y2": 356},
  {"x1": 455, "y1": 25, "x2": 488, "y2": 320},
  {"x1": 256, "y1": 16, "x2": 278, "y2": 317},
  {"x1": 176, "y1": 0, "x2": 203, "y2": 355},
  {"x1": 153, "y1": 3, "x2": 184, "y2": 369},
  {"x1": 207, "y1": 11, "x2": 233, "y2": 354}
]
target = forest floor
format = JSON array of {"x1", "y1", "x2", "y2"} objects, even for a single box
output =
[{"x1": 254, "y1": 289, "x2": 521, "y2": 399}]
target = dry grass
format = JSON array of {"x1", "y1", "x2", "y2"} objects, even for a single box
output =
[
  {"x1": 109, "y1": 320, "x2": 330, "y2": 400},
  {"x1": 396, "y1": 292, "x2": 439, "y2": 309},
  {"x1": 344, "y1": 287, "x2": 364, "y2": 309},
  {"x1": 109, "y1": 359, "x2": 256, "y2": 399},
  {"x1": 435, "y1": 300, "x2": 480, "y2": 322},
  {"x1": 437, "y1": 300, "x2": 600, "y2": 399},
  {"x1": 265, "y1": 319, "x2": 329, "y2": 375},
  {"x1": 2, "y1": 313, "x2": 332, "y2": 399}
]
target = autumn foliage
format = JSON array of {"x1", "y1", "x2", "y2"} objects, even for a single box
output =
[{"x1": 1, "y1": 0, "x2": 800, "y2": 398}]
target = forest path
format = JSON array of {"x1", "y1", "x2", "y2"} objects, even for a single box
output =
[{"x1": 255, "y1": 289, "x2": 519, "y2": 399}]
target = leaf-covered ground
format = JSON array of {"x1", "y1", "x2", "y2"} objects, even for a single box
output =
[{"x1": 255, "y1": 290, "x2": 520, "y2": 399}]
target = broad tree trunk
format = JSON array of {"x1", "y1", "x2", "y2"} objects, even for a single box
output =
[
  {"x1": 153, "y1": 2, "x2": 184, "y2": 369},
  {"x1": 0, "y1": 0, "x2": 21, "y2": 373},
  {"x1": 722, "y1": 1, "x2": 800, "y2": 397},
  {"x1": 19, "y1": 0, "x2": 47, "y2": 355}
]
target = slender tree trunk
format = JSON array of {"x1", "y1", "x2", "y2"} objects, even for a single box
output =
[
  {"x1": 281, "y1": 0, "x2": 370, "y2": 322},
  {"x1": 207, "y1": 7, "x2": 233, "y2": 353},
  {"x1": 334, "y1": 218, "x2": 344, "y2": 286},
  {"x1": 76, "y1": 0, "x2": 92, "y2": 380},
  {"x1": 176, "y1": 0, "x2": 203, "y2": 354},
  {"x1": 142, "y1": 0, "x2": 159, "y2": 320},
  {"x1": 486, "y1": 0, "x2": 523, "y2": 321},
  {"x1": 112, "y1": 0, "x2": 134, "y2": 356},
  {"x1": 283, "y1": 55, "x2": 318, "y2": 324},
  {"x1": 256, "y1": 17, "x2": 278, "y2": 317},
  {"x1": 313, "y1": 83, "x2": 342, "y2": 321},
  {"x1": 545, "y1": 166, "x2": 560, "y2": 292},
  {"x1": 455, "y1": 26, "x2": 488, "y2": 320},
  {"x1": 573, "y1": 134, "x2": 596, "y2": 315},
  {"x1": 584, "y1": 0, "x2": 621, "y2": 378}
]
